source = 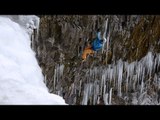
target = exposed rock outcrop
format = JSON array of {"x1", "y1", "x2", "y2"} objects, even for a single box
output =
[{"x1": 33, "y1": 15, "x2": 160, "y2": 105}]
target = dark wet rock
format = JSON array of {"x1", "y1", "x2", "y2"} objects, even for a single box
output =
[{"x1": 32, "y1": 15, "x2": 160, "y2": 105}]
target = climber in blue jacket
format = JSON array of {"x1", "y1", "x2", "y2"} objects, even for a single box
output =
[
  {"x1": 82, "y1": 29, "x2": 104, "y2": 61},
  {"x1": 91, "y1": 29, "x2": 104, "y2": 51}
]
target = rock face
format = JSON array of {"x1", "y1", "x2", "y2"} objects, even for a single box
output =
[{"x1": 33, "y1": 15, "x2": 160, "y2": 105}]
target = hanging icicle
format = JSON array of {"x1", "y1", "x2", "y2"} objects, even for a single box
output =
[
  {"x1": 79, "y1": 51, "x2": 160, "y2": 105},
  {"x1": 109, "y1": 88, "x2": 112, "y2": 104},
  {"x1": 102, "y1": 18, "x2": 108, "y2": 53}
]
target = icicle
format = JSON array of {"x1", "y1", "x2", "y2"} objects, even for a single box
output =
[
  {"x1": 73, "y1": 95, "x2": 77, "y2": 105},
  {"x1": 89, "y1": 84, "x2": 92, "y2": 97},
  {"x1": 53, "y1": 67, "x2": 56, "y2": 91},
  {"x1": 109, "y1": 88, "x2": 112, "y2": 104},
  {"x1": 129, "y1": 62, "x2": 135, "y2": 92},
  {"x1": 112, "y1": 66, "x2": 117, "y2": 89},
  {"x1": 44, "y1": 75, "x2": 47, "y2": 84},
  {"x1": 126, "y1": 62, "x2": 130, "y2": 90},
  {"x1": 100, "y1": 74, "x2": 105, "y2": 95},
  {"x1": 79, "y1": 80, "x2": 82, "y2": 96},
  {"x1": 34, "y1": 16, "x2": 40, "y2": 38},
  {"x1": 90, "y1": 85, "x2": 93, "y2": 104},
  {"x1": 125, "y1": 62, "x2": 129, "y2": 93},
  {"x1": 157, "y1": 53, "x2": 160, "y2": 70},
  {"x1": 141, "y1": 94, "x2": 152, "y2": 105},
  {"x1": 138, "y1": 91, "x2": 146, "y2": 104},
  {"x1": 93, "y1": 81, "x2": 99, "y2": 105},
  {"x1": 147, "y1": 52, "x2": 153, "y2": 77},
  {"x1": 93, "y1": 85, "x2": 96, "y2": 105},
  {"x1": 103, "y1": 84, "x2": 106, "y2": 99},
  {"x1": 97, "y1": 96, "x2": 100, "y2": 104},
  {"x1": 153, "y1": 54, "x2": 157, "y2": 73},
  {"x1": 142, "y1": 52, "x2": 153, "y2": 77},
  {"x1": 70, "y1": 83, "x2": 75, "y2": 96},
  {"x1": 82, "y1": 83, "x2": 96, "y2": 105},
  {"x1": 158, "y1": 78, "x2": 160, "y2": 90},
  {"x1": 140, "y1": 72, "x2": 144, "y2": 94},
  {"x1": 132, "y1": 93, "x2": 138, "y2": 105},
  {"x1": 104, "y1": 93, "x2": 109, "y2": 105},
  {"x1": 96, "y1": 84, "x2": 100, "y2": 104},
  {"x1": 132, "y1": 75, "x2": 137, "y2": 91},
  {"x1": 82, "y1": 84, "x2": 89, "y2": 105},
  {"x1": 109, "y1": 66, "x2": 113, "y2": 87},
  {"x1": 153, "y1": 74, "x2": 157, "y2": 87},
  {"x1": 126, "y1": 76, "x2": 129, "y2": 94},
  {"x1": 136, "y1": 62, "x2": 142, "y2": 88},
  {"x1": 117, "y1": 60, "x2": 123, "y2": 97},
  {"x1": 59, "y1": 64, "x2": 64, "y2": 77},
  {"x1": 102, "y1": 18, "x2": 108, "y2": 53},
  {"x1": 80, "y1": 50, "x2": 160, "y2": 104}
]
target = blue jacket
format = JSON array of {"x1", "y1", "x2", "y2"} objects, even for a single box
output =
[{"x1": 91, "y1": 32, "x2": 103, "y2": 51}]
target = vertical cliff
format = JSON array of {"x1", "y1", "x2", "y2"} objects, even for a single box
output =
[{"x1": 33, "y1": 15, "x2": 160, "y2": 105}]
